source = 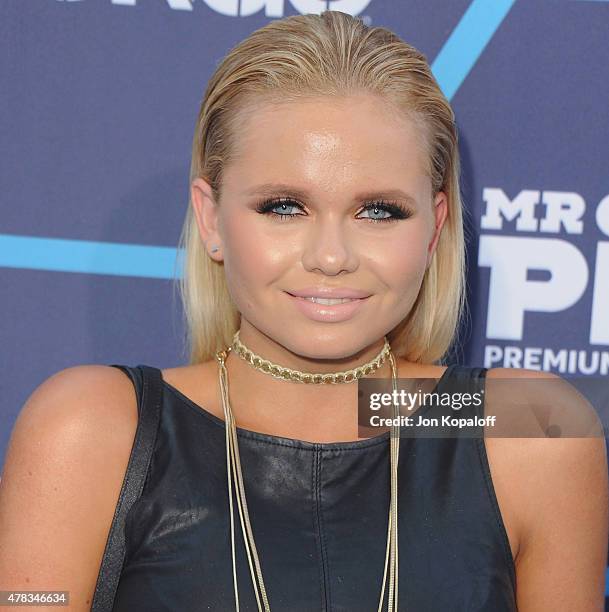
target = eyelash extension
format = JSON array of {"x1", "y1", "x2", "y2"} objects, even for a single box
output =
[{"x1": 253, "y1": 197, "x2": 413, "y2": 223}]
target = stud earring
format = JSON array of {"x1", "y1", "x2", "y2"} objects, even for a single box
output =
[{"x1": 211, "y1": 246, "x2": 219, "y2": 253}]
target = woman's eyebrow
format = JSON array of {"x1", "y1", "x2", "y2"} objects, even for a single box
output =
[
  {"x1": 244, "y1": 183, "x2": 418, "y2": 206},
  {"x1": 244, "y1": 183, "x2": 309, "y2": 199}
]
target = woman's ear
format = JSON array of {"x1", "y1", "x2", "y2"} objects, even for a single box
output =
[
  {"x1": 191, "y1": 177, "x2": 223, "y2": 261},
  {"x1": 427, "y1": 191, "x2": 448, "y2": 269}
]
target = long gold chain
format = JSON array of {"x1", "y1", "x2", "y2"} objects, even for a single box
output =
[{"x1": 215, "y1": 335, "x2": 400, "y2": 611}]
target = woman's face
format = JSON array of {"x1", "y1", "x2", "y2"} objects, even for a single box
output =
[{"x1": 192, "y1": 93, "x2": 448, "y2": 361}]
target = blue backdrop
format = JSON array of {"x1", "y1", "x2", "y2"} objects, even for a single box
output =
[{"x1": 1, "y1": 0, "x2": 608, "y2": 601}]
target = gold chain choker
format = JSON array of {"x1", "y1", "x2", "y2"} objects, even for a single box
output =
[{"x1": 229, "y1": 329, "x2": 391, "y2": 384}]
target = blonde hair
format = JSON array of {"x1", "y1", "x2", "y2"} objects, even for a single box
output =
[{"x1": 175, "y1": 10, "x2": 468, "y2": 365}]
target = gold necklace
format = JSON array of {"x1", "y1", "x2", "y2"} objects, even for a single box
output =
[
  {"x1": 215, "y1": 331, "x2": 401, "y2": 611},
  {"x1": 231, "y1": 329, "x2": 392, "y2": 384}
]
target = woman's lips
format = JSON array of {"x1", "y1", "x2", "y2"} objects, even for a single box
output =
[{"x1": 285, "y1": 292, "x2": 370, "y2": 322}]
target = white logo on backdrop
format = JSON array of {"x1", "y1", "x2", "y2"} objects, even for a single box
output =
[
  {"x1": 479, "y1": 187, "x2": 609, "y2": 374},
  {"x1": 60, "y1": 0, "x2": 372, "y2": 17}
]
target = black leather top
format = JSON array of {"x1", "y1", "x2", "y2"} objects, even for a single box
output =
[{"x1": 94, "y1": 363, "x2": 517, "y2": 612}]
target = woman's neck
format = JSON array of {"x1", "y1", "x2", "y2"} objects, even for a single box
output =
[{"x1": 221, "y1": 327, "x2": 395, "y2": 442}]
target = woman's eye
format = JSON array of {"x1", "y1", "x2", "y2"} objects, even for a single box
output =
[
  {"x1": 357, "y1": 201, "x2": 413, "y2": 223},
  {"x1": 255, "y1": 198, "x2": 304, "y2": 220},
  {"x1": 254, "y1": 198, "x2": 412, "y2": 223},
  {"x1": 358, "y1": 205, "x2": 394, "y2": 222}
]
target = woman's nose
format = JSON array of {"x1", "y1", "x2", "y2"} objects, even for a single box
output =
[{"x1": 301, "y1": 217, "x2": 359, "y2": 276}]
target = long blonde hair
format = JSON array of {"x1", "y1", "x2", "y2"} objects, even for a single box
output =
[{"x1": 175, "y1": 10, "x2": 468, "y2": 365}]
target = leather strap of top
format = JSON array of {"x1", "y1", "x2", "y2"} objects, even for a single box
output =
[{"x1": 90, "y1": 365, "x2": 163, "y2": 611}]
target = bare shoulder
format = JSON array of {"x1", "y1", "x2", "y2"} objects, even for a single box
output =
[
  {"x1": 487, "y1": 365, "x2": 603, "y2": 435},
  {"x1": 0, "y1": 365, "x2": 139, "y2": 609},
  {"x1": 4, "y1": 365, "x2": 139, "y2": 471},
  {"x1": 485, "y1": 367, "x2": 608, "y2": 610}
]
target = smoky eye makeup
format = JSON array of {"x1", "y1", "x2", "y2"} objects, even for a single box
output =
[{"x1": 253, "y1": 196, "x2": 414, "y2": 224}]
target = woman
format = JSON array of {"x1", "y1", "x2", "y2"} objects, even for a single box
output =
[{"x1": 0, "y1": 11, "x2": 607, "y2": 612}]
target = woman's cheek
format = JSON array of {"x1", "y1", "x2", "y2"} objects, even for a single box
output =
[
  {"x1": 391, "y1": 248, "x2": 430, "y2": 304},
  {"x1": 221, "y1": 236, "x2": 279, "y2": 314}
]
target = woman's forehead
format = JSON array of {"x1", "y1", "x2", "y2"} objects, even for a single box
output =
[{"x1": 225, "y1": 95, "x2": 430, "y2": 185}]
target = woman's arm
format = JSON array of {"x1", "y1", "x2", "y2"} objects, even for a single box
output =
[
  {"x1": 487, "y1": 368, "x2": 609, "y2": 611},
  {"x1": 0, "y1": 366, "x2": 139, "y2": 611},
  {"x1": 514, "y1": 434, "x2": 608, "y2": 610}
]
